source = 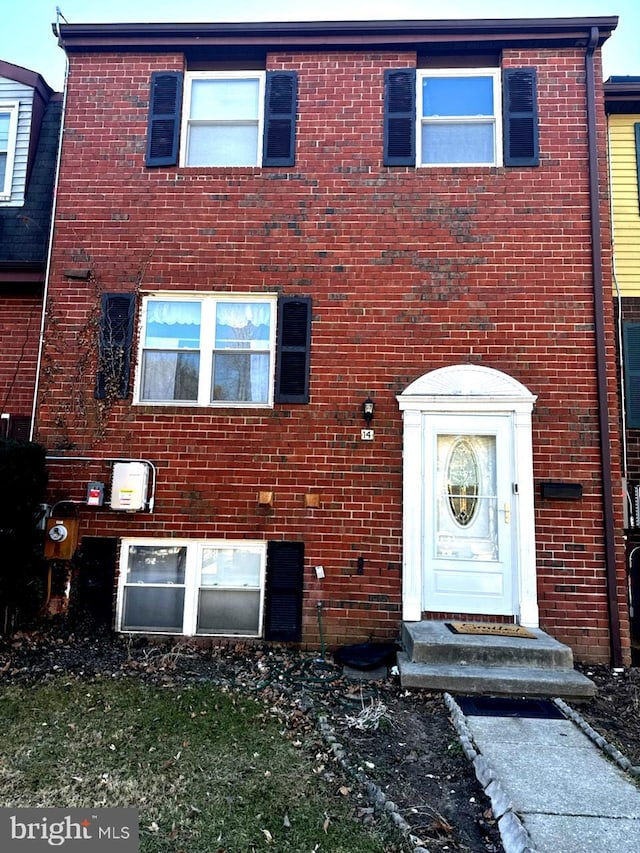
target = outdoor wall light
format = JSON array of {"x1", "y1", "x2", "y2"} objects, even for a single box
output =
[{"x1": 362, "y1": 397, "x2": 375, "y2": 425}]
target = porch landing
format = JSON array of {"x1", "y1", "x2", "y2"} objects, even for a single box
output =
[{"x1": 398, "y1": 621, "x2": 596, "y2": 700}]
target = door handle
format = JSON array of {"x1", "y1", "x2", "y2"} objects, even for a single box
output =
[{"x1": 503, "y1": 503, "x2": 511, "y2": 524}]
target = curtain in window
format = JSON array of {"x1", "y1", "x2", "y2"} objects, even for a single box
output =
[
  {"x1": 147, "y1": 301, "x2": 201, "y2": 326},
  {"x1": 216, "y1": 302, "x2": 271, "y2": 329},
  {"x1": 422, "y1": 123, "x2": 494, "y2": 164},
  {"x1": 213, "y1": 302, "x2": 271, "y2": 402},
  {"x1": 142, "y1": 352, "x2": 199, "y2": 401}
]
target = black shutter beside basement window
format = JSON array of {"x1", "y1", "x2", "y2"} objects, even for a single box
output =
[
  {"x1": 275, "y1": 296, "x2": 311, "y2": 403},
  {"x1": 265, "y1": 541, "x2": 305, "y2": 642},
  {"x1": 145, "y1": 71, "x2": 183, "y2": 167},
  {"x1": 383, "y1": 69, "x2": 416, "y2": 167},
  {"x1": 95, "y1": 293, "x2": 136, "y2": 399},
  {"x1": 502, "y1": 68, "x2": 539, "y2": 167},
  {"x1": 263, "y1": 71, "x2": 297, "y2": 167}
]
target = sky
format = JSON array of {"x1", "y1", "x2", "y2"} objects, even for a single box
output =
[{"x1": 2, "y1": 0, "x2": 639, "y2": 92}]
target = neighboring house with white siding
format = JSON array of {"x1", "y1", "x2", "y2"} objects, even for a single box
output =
[{"x1": 0, "y1": 61, "x2": 62, "y2": 439}]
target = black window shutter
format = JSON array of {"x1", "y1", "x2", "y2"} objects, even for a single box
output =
[
  {"x1": 503, "y1": 68, "x2": 539, "y2": 167},
  {"x1": 145, "y1": 71, "x2": 183, "y2": 167},
  {"x1": 383, "y1": 69, "x2": 415, "y2": 167},
  {"x1": 265, "y1": 541, "x2": 304, "y2": 642},
  {"x1": 7, "y1": 416, "x2": 31, "y2": 440},
  {"x1": 95, "y1": 293, "x2": 136, "y2": 399},
  {"x1": 635, "y1": 123, "x2": 640, "y2": 214},
  {"x1": 275, "y1": 296, "x2": 311, "y2": 403},
  {"x1": 263, "y1": 71, "x2": 297, "y2": 167},
  {"x1": 624, "y1": 323, "x2": 640, "y2": 429}
]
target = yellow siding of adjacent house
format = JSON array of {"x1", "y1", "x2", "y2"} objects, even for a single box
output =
[{"x1": 609, "y1": 114, "x2": 640, "y2": 296}]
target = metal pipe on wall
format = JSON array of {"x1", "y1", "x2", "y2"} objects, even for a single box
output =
[{"x1": 586, "y1": 26, "x2": 624, "y2": 668}]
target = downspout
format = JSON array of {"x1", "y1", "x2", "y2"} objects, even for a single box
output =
[
  {"x1": 30, "y1": 51, "x2": 69, "y2": 441},
  {"x1": 586, "y1": 26, "x2": 623, "y2": 667}
]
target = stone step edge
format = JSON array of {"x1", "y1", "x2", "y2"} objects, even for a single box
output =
[
  {"x1": 397, "y1": 654, "x2": 596, "y2": 697},
  {"x1": 405, "y1": 642, "x2": 574, "y2": 669},
  {"x1": 554, "y1": 698, "x2": 640, "y2": 779},
  {"x1": 443, "y1": 691, "x2": 539, "y2": 853}
]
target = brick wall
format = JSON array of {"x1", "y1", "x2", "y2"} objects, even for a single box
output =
[
  {"x1": 35, "y1": 45, "x2": 628, "y2": 662},
  {"x1": 0, "y1": 293, "x2": 41, "y2": 422}
]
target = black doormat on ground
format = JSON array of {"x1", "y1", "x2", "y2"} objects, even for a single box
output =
[
  {"x1": 332, "y1": 642, "x2": 399, "y2": 670},
  {"x1": 454, "y1": 695, "x2": 566, "y2": 719}
]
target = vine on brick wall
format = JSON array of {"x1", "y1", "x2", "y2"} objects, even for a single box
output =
[{"x1": 38, "y1": 245, "x2": 156, "y2": 448}]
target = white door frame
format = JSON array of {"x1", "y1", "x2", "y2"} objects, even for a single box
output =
[{"x1": 397, "y1": 364, "x2": 539, "y2": 627}]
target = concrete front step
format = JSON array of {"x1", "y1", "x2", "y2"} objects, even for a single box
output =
[
  {"x1": 397, "y1": 653, "x2": 596, "y2": 699},
  {"x1": 402, "y1": 620, "x2": 574, "y2": 670}
]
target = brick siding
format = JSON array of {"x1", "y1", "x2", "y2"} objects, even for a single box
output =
[{"x1": 34, "y1": 45, "x2": 628, "y2": 662}]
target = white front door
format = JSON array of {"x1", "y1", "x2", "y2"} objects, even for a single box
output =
[
  {"x1": 424, "y1": 415, "x2": 514, "y2": 615},
  {"x1": 398, "y1": 364, "x2": 539, "y2": 627}
]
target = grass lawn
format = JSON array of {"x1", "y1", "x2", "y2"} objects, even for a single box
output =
[{"x1": 0, "y1": 676, "x2": 402, "y2": 852}]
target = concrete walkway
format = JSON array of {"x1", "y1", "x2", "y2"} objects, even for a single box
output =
[{"x1": 445, "y1": 694, "x2": 640, "y2": 853}]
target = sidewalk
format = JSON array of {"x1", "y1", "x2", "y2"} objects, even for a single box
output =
[{"x1": 446, "y1": 694, "x2": 640, "y2": 853}]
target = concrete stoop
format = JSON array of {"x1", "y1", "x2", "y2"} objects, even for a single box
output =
[{"x1": 398, "y1": 621, "x2": 596, "y2": 699}]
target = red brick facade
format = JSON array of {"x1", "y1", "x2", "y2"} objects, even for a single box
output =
[
  {"x1": 35, "y1": 21, "x2": 629, "y2": 663},
  {"x1": 1, "y1": 293, "x2": 40, "y2": 424}
]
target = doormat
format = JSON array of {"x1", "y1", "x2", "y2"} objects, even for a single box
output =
[
  {"x1": 454, "y1": 695, "x2": 565, "y2": 719},
  {"x1": 446, "y1": 621, "x2": 537, "y2": 639}
]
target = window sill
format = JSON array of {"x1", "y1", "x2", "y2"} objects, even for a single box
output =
[
  {"x1": 133, "y1": 401, "x2": 274, "y2": 411},
  {"x1": 175, "y1": 165, "x2": 263, "y2": 174}
]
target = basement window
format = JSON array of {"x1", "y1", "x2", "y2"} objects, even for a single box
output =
[{"x1": 118, "y1": 540, "x2": 266, "y2": 636}]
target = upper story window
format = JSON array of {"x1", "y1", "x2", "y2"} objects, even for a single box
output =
[
  {"x1": 384, "y1": 67, "x2": 538, "y2": 169},
  {"x1": 417, "y1": 70, "x2": 502, "y2": 167},
  {"x1": 130, "y1": 293, "x2": 312, "y2": 407},
  {"x1": 0, "y1": 101, "x2": 19, "y2": 200},
  {"x1": 146, "y1": 70, "x2": 297, "y2": 169},
  {"x1": 182, "y1": 72, "x2": 265, "y2": 167}
]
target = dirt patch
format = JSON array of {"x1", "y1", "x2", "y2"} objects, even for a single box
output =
[{"x1": 576, "y1": 664, "x2": 640, "y2": 768}]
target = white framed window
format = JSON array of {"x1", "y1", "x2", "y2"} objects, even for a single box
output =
[
  {"x1": 0, "y1": 102, "x2": 19, "y2": 200},
  {"x1": 181, "y1": 71, "x2": 266, "y2": 167},
  {"x1": 135, "y1": 293, "x2": 276, "y2": 407},
  {"x1": 417, "y1": 69, "x2": 502, "y2": 167},
  {"x1": 118, "y1": 539, "x2": 266, "y2": 636}
]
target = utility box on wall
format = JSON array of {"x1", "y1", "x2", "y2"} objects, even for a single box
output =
[
  {"x1": 44, "y1": 517, "x2": 79, "y2": 560},
  {"x1": 110, "y1": 462, "x2": 148, "y2": 511}
]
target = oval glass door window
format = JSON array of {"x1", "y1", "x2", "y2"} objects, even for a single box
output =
[{"x1": 447, "y1": 439, "x2": 479, "y2": 526}]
